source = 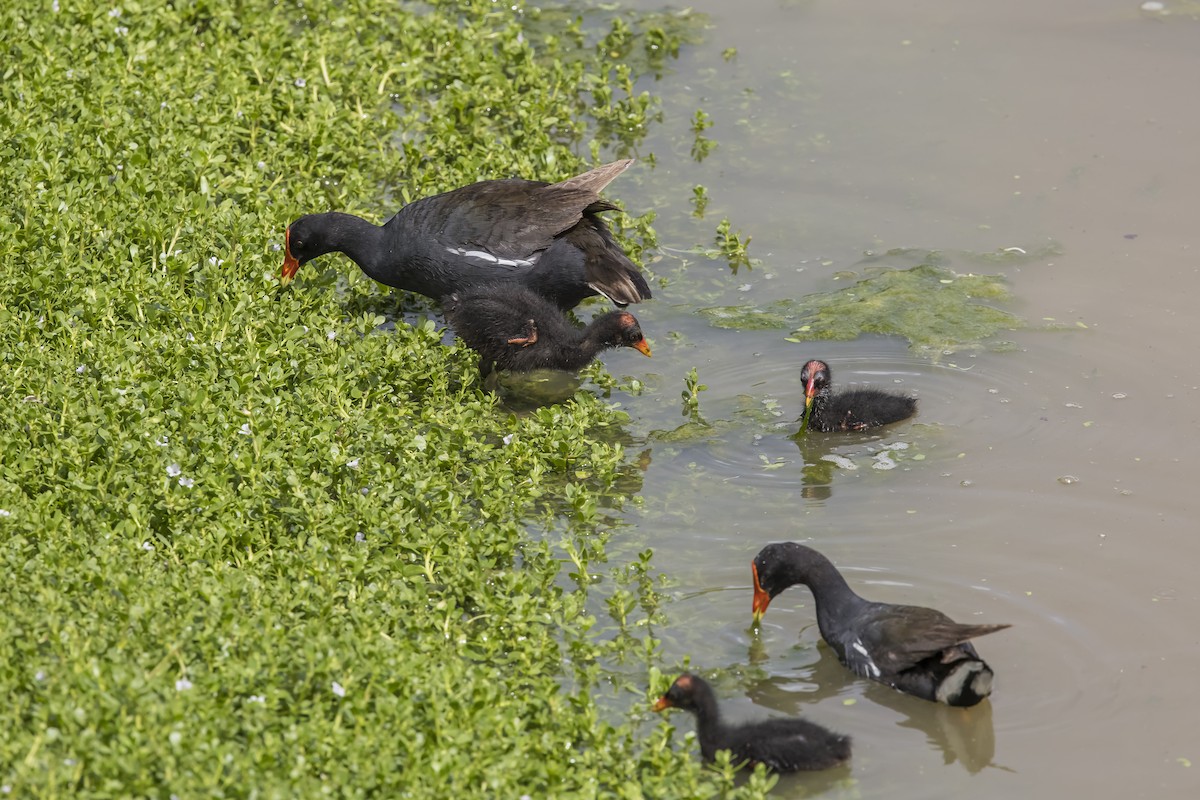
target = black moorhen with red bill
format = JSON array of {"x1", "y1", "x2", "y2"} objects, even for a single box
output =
[
  {"x1": 752, "y1": 543, "x2": 1010, "y2": 707},
  {"x1": 654, "y1": 674, "x2": 850, "y2": 772},
  {"x1": 797, "y1": 359, "x2": 917, "y2": 434},
  {"x1": 443, "y1": 284, "x2": 650, "y2": 374},
  {"x1": 281, "y1": 160, "x2": 651, "y2": 310}
]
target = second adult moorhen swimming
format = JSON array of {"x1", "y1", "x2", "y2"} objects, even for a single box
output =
[
  {"x1": 281, "y1": 160, "x2": 651, "y2": 310},
  {"x1": 752, "y1": 542, "x2": 1010, "y2": 707},
  {"x1": 443, "y1": 284, "x2": 651, "y2": 374},
  {"x1": 797, "y1": 359, "x2": 917, "y2": 434},
  {"x1": 653, "y1": 673, "x2": 851, "y2": 772}
]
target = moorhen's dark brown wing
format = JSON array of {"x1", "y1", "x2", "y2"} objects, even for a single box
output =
[
  {"x1": 412, "y1": 160, "x2": 633, "y2": 262},
  {"x1": 842, "y1": 604, "x2": 1011, "y2": 677}
]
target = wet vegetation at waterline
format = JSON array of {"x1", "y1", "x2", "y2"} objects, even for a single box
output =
[{"x1": 0, "y1": 0, "x2": 778, "y2": 796}]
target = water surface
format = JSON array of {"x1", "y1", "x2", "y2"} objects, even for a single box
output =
[{"x1": 581, "y1": 0, "x2": 1200, "y2": 795}]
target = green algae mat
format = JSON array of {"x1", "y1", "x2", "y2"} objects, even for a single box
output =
[{"x1": 0, "y1": 1, "x2": 776, "y2": 796}]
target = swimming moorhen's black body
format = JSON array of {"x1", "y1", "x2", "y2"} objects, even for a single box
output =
[
  {"x1": 654, "y1": 673, "x2": 851, "y2": 773},
  {"x1": 798, "y1": 359, "x2": 916, "y2": 433},
  {"x1": 443, "y1": 284, "x2": 651, "y2": 374},
  {"x1": 752, "y1": 543, "x2": 1010, "y2": 707},
  {"x1": 281, "y1": 160, "x2": 651, "y2": 310}
]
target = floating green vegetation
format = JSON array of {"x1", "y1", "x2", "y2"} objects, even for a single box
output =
[
  {"x1": 0, "y1": 0, "x2": 768, "y2": 796},
  {"x1": 699, "y1": 250, "x2": 1053, "y2": 354}
]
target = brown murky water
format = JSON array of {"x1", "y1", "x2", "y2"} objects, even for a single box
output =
[{"x1": 585, "y1": 0, "x2": 1200, "y2": 795}]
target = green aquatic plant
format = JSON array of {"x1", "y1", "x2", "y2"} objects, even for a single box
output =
[
  {"x1": 681, "y1": 366, "x2": 709, "y2": 421},
  {"x1": 700, "y1": 254, "x2": 1036, "y2": 354},
  {"x1": 691, "y1": 108, "x2": 718, "y2": 161}
]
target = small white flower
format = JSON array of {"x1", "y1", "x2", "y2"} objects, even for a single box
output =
[
  {"x1": 34, "y1": 671, "x2": 45, "y2": 681},
  {"x1": 502, "y1": 434, "x2": 515, "y2": 445},
  {"x1": 0, "y1": 509, "x2": 11, "y2": 518},
  {"x1": 208, "y1": 256, "x2": 224, "y2": 267},
  {"x1": 160, "y1": 101, "x2": 169, "y2": 109},
  {"x1": 114, "y1": 26, "x2": 128, "y2": 36},
  {"x1": 355, "y1": 532, "x2": 366, "y2": 543},
  {"x1": 109, "y1": 7, "x2": 122, "y2": 17},
  {"x1": 346, "y1": 458, "x2": 359, "y2": 469},
  {"x1": 238, "y1": 423, "x2": 252, "y2": 436},
  {"x1": 185, "y1": 332, "x2": 194, "y2": 341},
  {"x1": 295, "y1": 78, "x2": 307, "y2": 88},
  {"x1": 76, "y1": 365, "x2": 86, "y2": 374},
  {"x1": 327, "y1": 330, "x2": 337, "y2": 340},
  {"x1": 256, "y1": 161, "x2": 266, "y2": 170},
  {"x1": 178, "y1": 476, "x2": 194, "y2": 488},
  {"x1": 155, "y1": 435, "x2": 169, "y2": 447},
  {"x1": 166, "y1": 463, "x2": 182, "y2": 477},
  {"x1": 142, "y1": 541, "x2": 154, "y2": 551},
  {"x1": 52, "y1": 0, "x2": 59, "y2": 12},
  {"x1": 272, "y1": 243, "x2": 282, "y2": 252},
  {"x1": 169, "y1": 731, "x2": 182, "y2": 746},
  {"x1": 331, "y1": 681, "x2": 345, "y2": 697},
  {"x1": 175, "y1": 678, "x2": 193, "y2": 691},
  {"x1": 247, "y1": 695, "x2": 265, "y2": 704}
]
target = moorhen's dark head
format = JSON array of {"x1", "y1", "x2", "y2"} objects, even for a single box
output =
[
  {"x1": 281, "y1": 214, "x2": 341, "y2": 283},
  {"x1": 800, "y1": 359, "x2": 832, "y2": 410},
  {"x1": 598, "y1": 311, "x2": 652, "y2": 357},
  {"x1": 752, "y1": 542, "x2": 821, "y2": 623},
  {"x1": 653, "y1": 673, "x2": 706, "y2": 713}
]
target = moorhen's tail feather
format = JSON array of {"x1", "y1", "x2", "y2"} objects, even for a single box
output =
[
  {"x1": 564, "y1": 216, "x2": 651, "y2": 306},
  {"x1": 552, "y1": 158, "x2": 634, "y2": 196}
]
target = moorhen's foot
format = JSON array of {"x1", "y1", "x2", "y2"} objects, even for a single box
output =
[{"x1": 507, "y1": 320, "x2": 538, "y2": 347}]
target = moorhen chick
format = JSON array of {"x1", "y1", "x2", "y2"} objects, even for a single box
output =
[
  {"x1": 443, "y1": 284, "x2": 651, "y2": 374},
  {"x1": 752, "y1": 543, "x2": 1010, "y2": 707},
  {"x1": 653, "y1": 673, "x2": 851, "y2": 773},
  {"x1": 281, "y1": 160, "x2": 651, "y2": 310},
  {"x1": 797, "y1": 359, "x2": 916, "y2": 433}
]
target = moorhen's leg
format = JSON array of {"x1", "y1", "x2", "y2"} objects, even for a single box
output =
[{"x1": 507, "y1": 320, "x2": 538, "y2": 347}]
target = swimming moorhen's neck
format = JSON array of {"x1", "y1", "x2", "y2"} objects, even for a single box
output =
[
  {"x1": 787, "y1": 549, "x2": 870, "y2": 640},
  {"x1": 686, "y1": 680, "x2": 725, "y2": 741},
  {"x1": 313, "y1": 212, "x2": 393, "y2": 282}
]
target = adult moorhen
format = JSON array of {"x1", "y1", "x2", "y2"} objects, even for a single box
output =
[
  {"x1": 797, "y1": 359, "x2": 917, "y2": 434},
  {"x1": 443, "y1": 284, "x2": 651, "y2": 374},
  {"x1": 752, "y1": 542, "x2": 1010, "y2": 707},
  {"x1": 281, "y1": 160, "x2": 651, "y2": 309},
  {"x1": 653, "y1": 673, "x2": 851, "y2": 773}
]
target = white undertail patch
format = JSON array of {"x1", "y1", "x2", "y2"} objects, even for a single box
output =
[{"x1": 935, "y1": 661, "x2": 989, "y2": 704}]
